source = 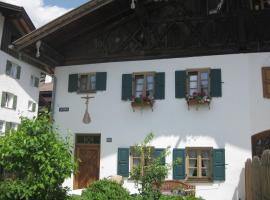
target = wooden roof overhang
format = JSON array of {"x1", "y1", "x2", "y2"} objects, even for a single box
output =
[
  {"x1": 12, "y1": 0, "x2": 270, "y2": 73},
  {"x1": 12, "y1": 0, "x2": 132, "y2": 70},
  {"x1": 0, "y1": 2, "x2": 35, "y2": 34}
]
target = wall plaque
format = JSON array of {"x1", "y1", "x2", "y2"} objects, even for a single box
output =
[{"x1": 59, "y1": 107, "x2": 69, "y2": 112}]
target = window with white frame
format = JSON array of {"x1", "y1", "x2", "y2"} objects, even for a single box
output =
[
  {"x1": 30, "y1": 75, "x2": 40, "y2": 88},
  {"x1": 1, "y1": 92, "x2": 17, "y2": 110},
  {"x1": 6, "y1": 60, "x2": 21, "y2": 79},
  {"x1": 79, "y1": 73, "x2": 96, "y2": 92},
  {"x1": 28, "y1": 101, "x2": 36, "y2": 112}
]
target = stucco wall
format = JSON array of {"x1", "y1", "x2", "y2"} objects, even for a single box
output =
[
  {"x1": 0, "y1": 50, "x2": 41, "y2": 125},
  {"x1": 53, "y1": 53, "x2": 270, "y2": 200}
]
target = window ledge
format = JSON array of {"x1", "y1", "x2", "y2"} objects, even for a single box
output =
[{"x1": 185, "y1": 177, "x2": 213, "y2": 183}]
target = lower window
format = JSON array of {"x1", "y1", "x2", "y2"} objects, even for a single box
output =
[
  {"x1": 130, "y1": 146, "x2": 154, "y2": 169},
  {"x1": 186, "y1": 147, "x2": 212, "y2": 181}
]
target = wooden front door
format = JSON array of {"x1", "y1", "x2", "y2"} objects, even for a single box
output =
[{"x1": 74, "y1": 144, "x2": 100, "y2": 189}]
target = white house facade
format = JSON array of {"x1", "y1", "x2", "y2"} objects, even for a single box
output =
[
  {"x1": 0, "y1": 2, "x2": 44, "y2": 134},
  {"x1": 51, "y1": 52, "x2": 269, "y2": 200},
  {"x1": 11, "y1": 1, "x2": 270, "y2": 200}
]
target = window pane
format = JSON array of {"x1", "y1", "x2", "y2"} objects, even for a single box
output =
[
  {"x1": 189, "y1": 150, "x2": 197, "y2": 158},
  {"x1": 189, "y1": 75, "x2": 198, "y2": 81},
  {"x1": 80, "y1": 75, "x2": 88, "y2": 91},
  {"x1": 89, "y1": 75, "x2": 96, "y2": 90},
  {"x1": 133, "y1": 158, "x2": 141, "y2": 167},
  {"x1": 189, "y1": 168, "x2": 197, "y2": 177},
  {"x1": 189, "y1": 159, "x2": 198, "y2": 168},
  {"x1": 136, "y1": 77, "x2": 144, "y2": 84},
  {"x1": 201, "y1": 160, "x2": 209, "y2": 168},
  {"x1": 147, "y1": 83, "x2": 154, "y2": 90},
  {"x1": 147, "y1": 75, "x2": 154, "y2": 83},
  {"x1": 202, "y1": 89, "x2": 209, "y2": 95},
  {"x1": 200, "y1": 72, "x2": 208, "y2": 80},
  {"x1": 201, "y1": 151, "x2": 209, "y2": 159},
  {"x1": 201, "y1": 168, "x2": 209, "y2": 177},
  {"x1": 136, "y1": 84, "x2": 144, "y2": 91},
  {"x1": 201, "y1": 80, "x2": 208, "y2": 88},
  {"x1": 190, "y1": 82, "x2": 198, "y2": 89}
]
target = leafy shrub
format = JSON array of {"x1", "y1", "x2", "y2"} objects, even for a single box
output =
[
  {"x1": 81, "y1": 179, "x2": 131, "y2": 200},
  {"x1": 68, "y1": 195, "x2": 82, "y2": 200},
  {"x1": 130, "y1": 133, "x2": 171, "y2": 200},
  {"x1": 0, "y1": 113, "x2": 76, "y2": 200}
]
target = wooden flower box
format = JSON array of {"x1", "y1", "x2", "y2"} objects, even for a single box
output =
[
  {"x1": 131, "y1": 101, "x2": 154, "y2": 112},
  {"x1": 186, "y1": 99, "x2": 211, "y2": 110}
]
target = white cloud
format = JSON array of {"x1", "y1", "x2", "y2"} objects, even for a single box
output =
[{"x1": 2, "y1": 0, "x2": 70, "y2": 27}]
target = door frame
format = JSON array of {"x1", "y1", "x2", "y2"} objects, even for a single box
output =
[{"x1": 73, "y1": 134, "x2": 101, "y2": 190}]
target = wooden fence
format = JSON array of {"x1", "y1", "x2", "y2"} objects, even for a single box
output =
[{"x1": 245, "y1": 150, "x2": 270, "y2": 200}]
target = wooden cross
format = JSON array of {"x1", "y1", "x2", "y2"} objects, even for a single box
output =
[{"x1": 81, "y1": 94, "x2": 94, "y2": 124}]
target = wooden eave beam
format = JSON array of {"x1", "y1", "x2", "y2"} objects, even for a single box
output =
[{"x1": 13, "y1": 0, "x2": 113, "y2": 51}]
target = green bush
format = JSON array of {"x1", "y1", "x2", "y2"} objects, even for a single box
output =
[
  {"x1": 0, "y1": 113, "x2": 76, "y2": 200},
  {"x1": 68, "y1": 195, "x2": 82, "y2": 200},
  {"x1": 81, "y1": 179, "x2": 131, "y2": 200}
]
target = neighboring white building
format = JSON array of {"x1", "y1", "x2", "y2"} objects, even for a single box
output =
[
  {"x1": 12, "y1": 1, "x2": 270, "y2": 200},
  {"x1": 0, "y1": 2, "x2": 45, "y2": 134}
]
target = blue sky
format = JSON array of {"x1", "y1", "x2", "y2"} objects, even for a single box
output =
[{"x1": 44, "y1": 0, "x2": 89, "y2": 9}]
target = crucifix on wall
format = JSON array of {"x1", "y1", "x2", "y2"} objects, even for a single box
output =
[{"x1": 81, "y1": 94, "x2": 94, "y2": 124}]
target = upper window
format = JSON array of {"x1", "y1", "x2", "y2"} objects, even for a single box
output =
[
  {"x1": 262, "y1": 67, "x2": 270, "y2": 98},
  {"x1": 6, "y1": 60, "x2": 21, "y2": 79},
  {"x1": 30, "y1": 75, "x2": 40, "y2": 88},
  {"x1": 187, "y1": 69, "x2": 210, "y2": 96},
  {"x1": 133, "y1": 72, "x2": 155, "y2": 98},
  {"x1": 79, "y1": 73, "x2": 96, "y2": 93},
  {"x1": 1, "y1": 92, "x2": 17, "y2": 110},
  {"x1": 186, "y1": 147, "x2": 212, "y2": 181}
]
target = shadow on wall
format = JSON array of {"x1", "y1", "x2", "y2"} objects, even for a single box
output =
[{"x1": 232, "y1": 168, "x2": 245, "y2": 200}]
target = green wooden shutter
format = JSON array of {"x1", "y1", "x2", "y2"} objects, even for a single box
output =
[
  {"x1": 6, "y1": 60, "x2": 12, "y2": 75},
  {"x1": 122, "y1": 74, "x2": 132, "y2": 101},
  {"x1": 154, "y1": 72, "x2": 165, "y2": 100},
  {"x1": 16, "y1": 66, "x2": 21, "y2": 79},
  {"x1": 213, "y1": 149, "x2": 225, "y2": 181},
  {"x1": 68, "y1": 74, "x2": 78, "y2": 92},
  {"x1": 173, "y1": 149, "x2": 186, "y2": 180},
  {"x1": 154, "y1": 148, "x2": 166, "y2": 165},
  {"x1": 117, "y1": 148, "x2": 129, "y2": 177},
  {"x1": 32, "y1": 103, "x2": 36, "y2": 112},
  {"x1": 96, "y1": 72, "x2": 107, "y2": 91},
  {"x1": 34, "y1": 77, "x2": 39, "y2": 87},
  {"x1": 210, "y1": 69, "x2": 222, "y2": 97},
  {"x1": 175, "y1": 71, "x2": 187, "y2": 98},
  {"x1": 1, "y1": 92, "x2": 6, "y2": 107},
  {"x1": 12, "y1": 95, "x2": 17, "y2": 110}
]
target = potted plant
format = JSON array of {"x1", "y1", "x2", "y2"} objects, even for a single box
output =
[
  {"x1": 131, "y1": 95, "x2": 155, "y2": 111},
  {"x1": 185, "y1": 92, "x2": 211, "y2": 110}
]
